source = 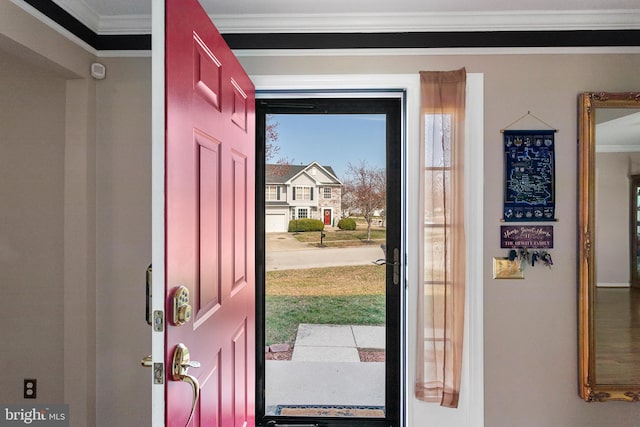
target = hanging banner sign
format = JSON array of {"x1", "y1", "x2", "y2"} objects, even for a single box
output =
[
  {"x1": 500, "y1": 225, "x2": 554, "y2": 249},
  {"x1": 503, "y1": 130, "x2": 555, "y2": 221}
]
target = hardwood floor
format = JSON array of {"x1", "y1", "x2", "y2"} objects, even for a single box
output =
[{"x1": 595, "y1": 287, "x2": 640, "y2": 384}]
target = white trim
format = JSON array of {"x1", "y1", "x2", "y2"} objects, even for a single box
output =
[
  {"x1": 212, "y1": 10, "x2": 640, "y2": 34},
  {"x1": 8, "y1": 0, "x2": 98, "y2": 55},
  {"x1": 596, "y1": 145, "x2": 640, "y2": 153},
  {"x1": 96, "y1": 50, "x2": 152, "y2": 58},
  {"x1": 465, "y1": 73, "x2": 485, "y2": 427},
  {"x1": 253, "y1": 74, "x2": 418, "y2": 93},
  {"x1": 597, "y1": 283, "x2": 631, "y2": 288},
  {"x1": 235, "y1": 46, "x2": 640, "y2": 58},
  {"x1": 99, "y1": 15, "x2": 152, "y2": 34},
  {"x1": 285, "y1": 161, "x2": 341, "y2": 185},
  {"x1": 150, "y1": 0, "x2": 165, "y2": 426},
  {"x1": 46, "y1": 0, "x2": 101, "y2": 32}
]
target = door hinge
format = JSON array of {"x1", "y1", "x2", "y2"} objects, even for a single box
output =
[
  {"x1": 153, "y1": 310, "x2": 164, "y2": 332},
  {"x1": 153, "y1": 362, "x2": 164, "y2": 384}
]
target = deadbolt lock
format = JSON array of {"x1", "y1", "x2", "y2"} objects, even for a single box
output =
[{"x1": 172, "y1": 286, "x2": 192, "y2": 326}]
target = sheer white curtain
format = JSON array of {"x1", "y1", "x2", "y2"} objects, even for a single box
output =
[{"x1": 415, "y1": 68, "x2": 466, "y2": 408}]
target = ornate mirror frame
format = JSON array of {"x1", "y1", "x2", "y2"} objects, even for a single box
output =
[{"x1": 578, "y1": 91, "x2": 640, "y2": 402}]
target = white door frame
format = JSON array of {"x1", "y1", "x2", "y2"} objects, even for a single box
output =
[
  {"x1": 150, "y1": 1, "x2": 165, "y2": 425},
  {"x1": 251, "y1": 73, "x2": 484, "y2": 427}
]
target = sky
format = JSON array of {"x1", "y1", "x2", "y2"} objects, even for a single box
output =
[{"x1": 267, "y1": 113, "x2": 386, "y2": 181}]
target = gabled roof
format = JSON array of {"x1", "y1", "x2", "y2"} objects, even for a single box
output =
[{"x1": 266, "y1": 161, "x2": 341, "y2": 185}]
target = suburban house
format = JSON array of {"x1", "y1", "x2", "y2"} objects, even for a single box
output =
[
  {"x1": 3, "y1": 0, "x2": 640, "y2": 426},
  {"x1": 265, "y1": 161, "x2": 342, "y2": 232}
]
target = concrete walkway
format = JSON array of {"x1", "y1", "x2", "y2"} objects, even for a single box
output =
[
  {"x1": 292, "y1": 323, "x2": 385, "y2": 362},
  {"x1": 265, "y1": 324, "x2": 385, "y2": 413}
]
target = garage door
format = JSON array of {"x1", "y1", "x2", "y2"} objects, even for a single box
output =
[{"x1": 265, "y1": 213, "x2": 287, "y2": 232}]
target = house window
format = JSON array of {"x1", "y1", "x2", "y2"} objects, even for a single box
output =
[
  {"x1": 293, "y1": 186, "x2": 312, "y2": 200},
  {"x1": 323, "y1": 187, "x2": 332, "y2": 199},
  {"x1": 297, "y1": 208, "x2": 309, "y2": 219},
  {"x1": 266, "y1": 185, "x2": 279, "y2": 201}
]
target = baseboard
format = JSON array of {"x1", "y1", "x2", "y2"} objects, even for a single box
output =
[{"x1": 597, "y1": 282, "x2": 630, "y2": 288}]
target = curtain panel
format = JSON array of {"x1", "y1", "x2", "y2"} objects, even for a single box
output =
[{"x1": 416, "y1": 68, "x2": 467, "y2": 408}]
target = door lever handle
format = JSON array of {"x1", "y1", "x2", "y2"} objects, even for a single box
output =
[
  {"x1": 372, "y1": 258, "x2": 398, "y2": 266},
  {"x1": 141, "y1": 355, "x2": 153, "y2": 368},
  {"x1": 183, "y1": 360, "x2": 201, "y2": 369},
  {"x1": 172, "y1": 343, "x2": 200, "y2": 427},
  {"x1": 372, "y1": 248, "x2": 400, "y2": 285}
]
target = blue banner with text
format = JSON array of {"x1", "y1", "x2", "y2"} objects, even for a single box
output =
[{"x1": 503, "y1": 130, "x2": 555, "y2": 222}]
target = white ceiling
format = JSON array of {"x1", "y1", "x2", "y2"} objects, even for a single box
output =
[
  {"x1": 48, "y1": 0, "x2": 640, "y2": 34},
  {"x1": 597, "y1": 111, "x2": 640, "y2": 152}
]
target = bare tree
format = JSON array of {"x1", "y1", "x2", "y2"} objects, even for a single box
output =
[
  {"x1": 265, "y1": 116, "x2": 280, "y2": 162},
  {"x1": 265, "y1": 115, "x2": 292, "y2": 176},
  {"x1": 342, "y1": 161, "x2": 386, "y2": 241}
]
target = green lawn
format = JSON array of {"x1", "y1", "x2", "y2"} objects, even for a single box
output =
[
  {"x1": 265, "y1": 265, "x2": 386, "y2": 346},
  {"x1": 292, "y1": 228, "x2": 386, "y2": 247}
]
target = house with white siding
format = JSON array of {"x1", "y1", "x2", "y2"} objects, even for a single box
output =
[{"x1": 265, "y1": 161, "x2": 342, "y2": 232}]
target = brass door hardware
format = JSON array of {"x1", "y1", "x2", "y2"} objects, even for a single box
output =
[
  {"x1": 140, "y1": 355, "x2": 164, "y2": 384},
  {"x1": 141, "y1": 355, "x2": 152, "y2": 367},
  {"x1": 171, "y1": 286, "x2": 192, "y2": 326},
  {"x1": 172, "y1": 343, "x2": 200, "y2": 426}
]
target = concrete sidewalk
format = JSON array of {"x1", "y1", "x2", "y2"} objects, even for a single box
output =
[
  {"x1": 292, "y1": 323, "x2": 385, "y2": 362},
  {"x1": 265, "y1": 324, "x2": 385, "y2": 413},
  {"x1": 266, "y1": 245, "x2": 385, "y2": 271}
]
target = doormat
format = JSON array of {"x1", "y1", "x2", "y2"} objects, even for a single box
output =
[{"x1": 275, "y1": 405, "x2": 385, "y2": 417}]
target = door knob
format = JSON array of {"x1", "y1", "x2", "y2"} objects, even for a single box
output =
[{"x1": 172, "y1": 343, "x2": 200, "y2": 426}]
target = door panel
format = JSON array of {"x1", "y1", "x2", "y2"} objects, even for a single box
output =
[{"x1": 165, "y1": 0, "x2": 255, "y2": 425}]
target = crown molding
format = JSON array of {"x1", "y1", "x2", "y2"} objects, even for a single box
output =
[
  {"x1": 210, "y1": 10, "x2": 640, "y2": 34},
  {"x1": 12, "y1": 1, "x2": 640, "y2": 54},
  {"x1": 233, "y1": 46, "x2": 640, "y2": 57},
  {"x1": 41, "y1": 6, "x2": 640, "y2": 35},
  {"x1": 98, "y1": 14, "x2": 150, "y2": 34},
  {"x1": 50, "y1": 0, "x2": 100, "y2": 32}
]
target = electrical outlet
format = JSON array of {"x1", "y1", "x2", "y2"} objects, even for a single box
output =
[{"x1": 24, "y1": 379, "x2": 37, "y2": 399}]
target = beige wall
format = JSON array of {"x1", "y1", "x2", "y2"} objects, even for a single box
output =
[
  {"x1": 238, "y1": 52, "x2": 640, "y2": 426},
  {"x1": 94, "y1": 56, "x2": 152, "y2": 426},
  {"x1": 0, "y1": 48, "x2": 66, "y2": 404}
]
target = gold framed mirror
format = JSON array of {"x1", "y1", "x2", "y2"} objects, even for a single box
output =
[{"x1": 578, "y1": 91, "x2": 640, "y2": 402}]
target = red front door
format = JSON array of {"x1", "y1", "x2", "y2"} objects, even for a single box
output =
[
  {"x1": 323, "y1": 209, "x2": 331, "y2": 225},
  {"x1": 165, "y1": 0, "x2": 255, "y2": 425}
]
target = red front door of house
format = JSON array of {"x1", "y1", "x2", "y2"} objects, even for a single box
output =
[
  {"x1": 323, "y1": 209, "x2": 331, "y2": 225},
  {"x1": 164, "y1": 0, "x2": 255, "y2": 425}
]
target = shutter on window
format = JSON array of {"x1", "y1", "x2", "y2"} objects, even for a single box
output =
[
  {"x1": 292, "y1": 187, "x2": 296, "y2": 200},
  {"x1": 277, "y1": 186, "x2": 280, "y2": 200},
  {"x1": 310, "y1": 187, "x2": 314, "y2": 200}
]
